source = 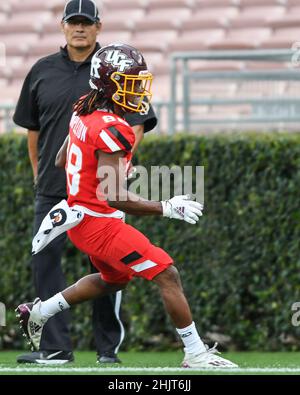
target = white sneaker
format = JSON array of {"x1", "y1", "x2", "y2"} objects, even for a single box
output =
[
  {"x1": 16, "y1": 298, "x2": 47, "y2": 351},
  {"x1": 182, "y1": 343, "x2": 238, "y2": 369}
]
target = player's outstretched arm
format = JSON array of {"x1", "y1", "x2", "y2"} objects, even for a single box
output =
[
  {"x1": 97, "y1": 150, "x2": 203, "y2": 224},
  {"x1": 55, "y1": 136, "x2": 69, "y2": 168},
  {"x1": 97, "y1": 149, "x2": 162, "y2": 216}
]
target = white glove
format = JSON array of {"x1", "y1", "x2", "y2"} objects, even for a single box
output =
[{"x1": 161, "y1": 195, "x2": 203, "y2": 225}]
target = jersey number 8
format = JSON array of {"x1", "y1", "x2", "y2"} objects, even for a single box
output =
[{"x1": 66, "y1": 143, "x2": 82, "y2": 196}]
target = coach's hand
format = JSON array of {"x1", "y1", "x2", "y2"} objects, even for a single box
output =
[{"x1": 161, "y1": 195, "x2": 203, "y2": 224}]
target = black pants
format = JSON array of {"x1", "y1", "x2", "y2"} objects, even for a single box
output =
[{"x1": 33, "y1": 195, "x2": 124, "y2": 354}]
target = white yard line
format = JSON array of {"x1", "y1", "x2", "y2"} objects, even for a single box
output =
[{"x1": 1, "y1": 367, "x2": 300, "y2": 373}]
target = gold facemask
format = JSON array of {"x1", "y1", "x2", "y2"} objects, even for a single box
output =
[{"x1": 111, "y1": 71, "x2": 153, "y2": 114}]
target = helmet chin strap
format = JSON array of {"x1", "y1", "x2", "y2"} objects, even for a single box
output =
[
  {"x1": 127, "y1": 100, "x2": 150, "y2": 115},
  {"x1": 140, "y1": 100, "x2": 150, "y2": 115}
]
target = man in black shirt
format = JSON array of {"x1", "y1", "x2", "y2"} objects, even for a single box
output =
[{"x1": 13, "y1": 0, "x2": 157, "y2": 364}]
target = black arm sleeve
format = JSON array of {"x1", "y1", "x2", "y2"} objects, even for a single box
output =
[
  {"x1": 124, "y1": 103, "x2": 157, "y2": 133},
  {"x1": 13, "y1": 66, "x2": 40, "y2": 130}
]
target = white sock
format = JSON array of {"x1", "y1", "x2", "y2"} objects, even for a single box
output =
[
  {"x1": 40, "y1": 292, "x2": 70, "y2": 320},
  {"x1": 176, "y1": 321, "x2": 206, "y2": 354}
]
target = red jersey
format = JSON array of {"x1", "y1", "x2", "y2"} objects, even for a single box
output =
[{"x1": 66, "y1": 110, "x2": 135, "y2": 215}]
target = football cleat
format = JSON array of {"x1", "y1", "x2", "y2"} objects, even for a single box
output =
[
  {"x1": 15, "y1": 298, "x2": 46, "y2": 351},
  {"x1": 182, "y1": 343, "x2": 238, "y2": 369},
  {"x1": 17, "y1": 350, "x2": 74, "y2": 365},
  {"x1": 97, "y1": 353, "x2": 121, "y2": 364}
]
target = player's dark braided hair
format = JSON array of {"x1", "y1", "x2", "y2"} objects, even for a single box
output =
[{"x1": 74, "y1": 89, "x2": 114, "y2": 116}]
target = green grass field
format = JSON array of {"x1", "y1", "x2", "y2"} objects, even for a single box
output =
[{"x1": 1, "y1": 351, "x2": 300, "y2": 375}]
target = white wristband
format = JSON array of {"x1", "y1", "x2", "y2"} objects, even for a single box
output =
[{"x1": 161, "y1": 200, "x2": 171, "y2": 217}]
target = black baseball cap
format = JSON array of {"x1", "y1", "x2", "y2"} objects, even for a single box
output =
[{"x1": 62, "y1": 0, "x2": 100, "y2": 23}]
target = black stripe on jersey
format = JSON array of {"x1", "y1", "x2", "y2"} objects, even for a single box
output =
[
  {"x1": 107, "y1": 126, "x2": 132, "y2": 152},
  {"x1": 121, "y1": 251, "x2": 142, "y2": 265}
]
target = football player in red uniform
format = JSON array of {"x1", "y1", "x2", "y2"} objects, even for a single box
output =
[{"x1": 16, "y1": 44, "x2": 237, "y2": 368}]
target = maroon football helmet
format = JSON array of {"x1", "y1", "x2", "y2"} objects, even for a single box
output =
[{"x1": 89, "y1": 43, "x2": 153, "y2": 114}]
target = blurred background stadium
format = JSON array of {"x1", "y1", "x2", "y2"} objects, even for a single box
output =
[
  {"x1": 1, "y1": 0, "x2": 300, "y2": 361},
  {"x1": 1, "y1": 0, "x2": 300, "y2": 133}
]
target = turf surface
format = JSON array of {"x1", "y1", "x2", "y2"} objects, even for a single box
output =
[{"x1": 1, "y1": 351, "x2": 300, "y2": 375}]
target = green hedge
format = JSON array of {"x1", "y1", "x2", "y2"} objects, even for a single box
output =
[{"x1": 1, "y1": 132, "x2": 300, "y2": 351}]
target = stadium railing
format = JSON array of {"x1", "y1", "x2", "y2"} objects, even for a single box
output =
[
  {"x1": 0, "y1": 104, "x2": 16, "y2": 134},
  {"x1": 169, "y1": 49, "x2": 300, "y2": 134},
  {"x1": 2, "y1": 49, "x2": 300, "y2": 135}
]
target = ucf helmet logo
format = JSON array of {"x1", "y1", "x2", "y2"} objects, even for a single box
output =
[
  {"x1": 91, "y1": 57, "x2": 102, "y2": 78},
  {"x1": 105, "y1": 50, "x2": 134, "y2": 72}
]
